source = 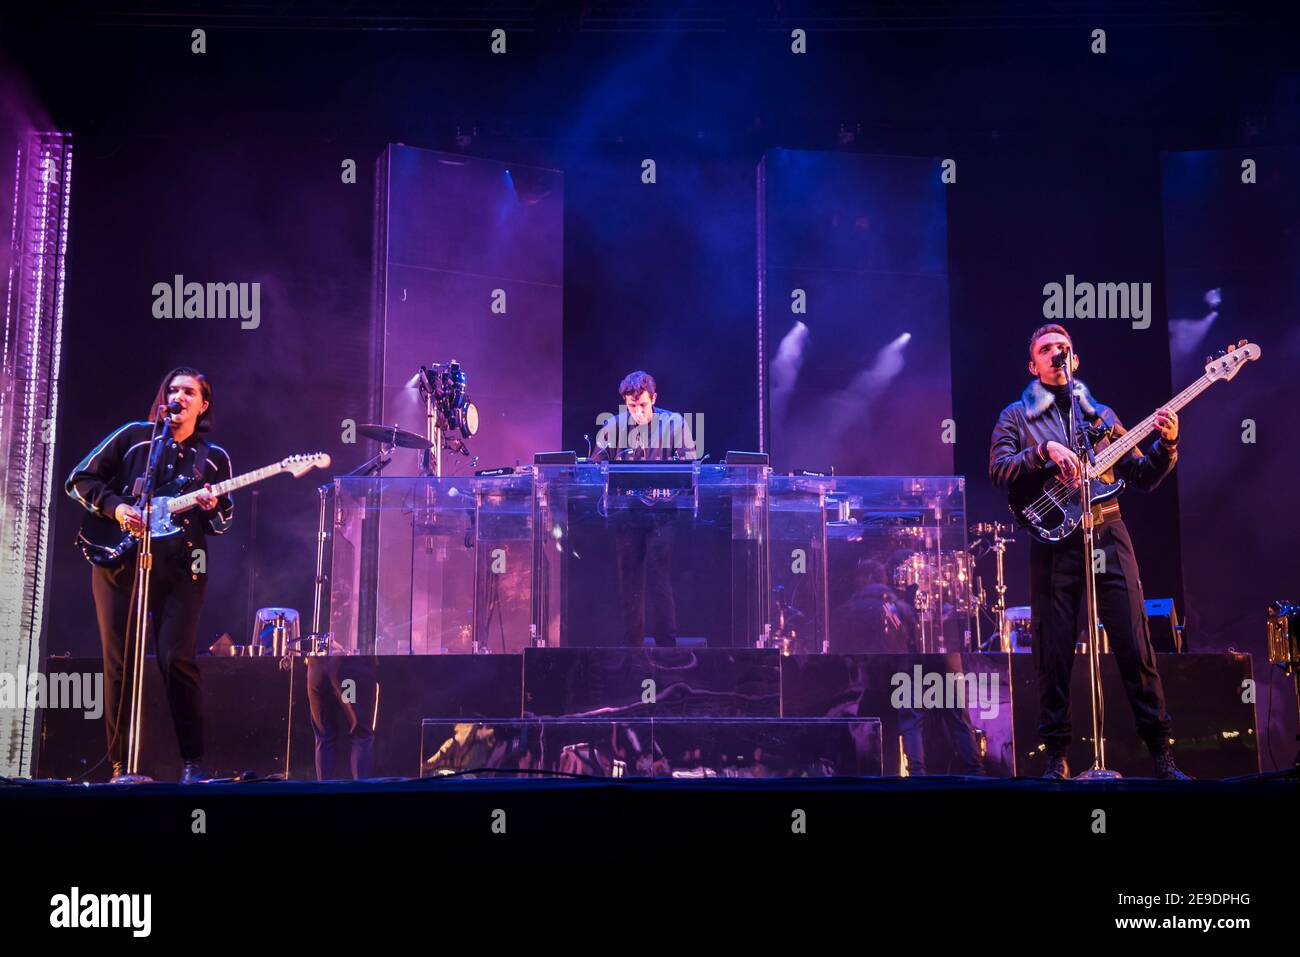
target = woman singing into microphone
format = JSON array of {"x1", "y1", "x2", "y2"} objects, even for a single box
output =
[{"x1": 66, "y1": 366, "x2": 234, "y2": 783}]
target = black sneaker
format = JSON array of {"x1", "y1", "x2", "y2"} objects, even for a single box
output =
[
  {"x1": 1043, "y1": 750, "x2": 1070, "y2": 780},
  {"x1": 1153, "y1": 750, "x2": 1193, "y2": 780}
]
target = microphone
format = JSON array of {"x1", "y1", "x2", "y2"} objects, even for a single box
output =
[
  {"x1": 161, "y1": 400, "x2": 182, "y2": 414},
  {"x1": 1051, "y1": 352, "x2": 1068, "y2": 369}
]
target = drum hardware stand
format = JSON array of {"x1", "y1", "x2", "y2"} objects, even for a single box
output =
[
  {"x1": 117, "y1": 405, "x2": 174, "y2": 784},
  {"x1": 1064, "y1": 346, "x2": 1120, "y2": 781},
  {"x1": 414, "y1": 363, "x2": 480, "y2": 650},
  {"x1": 989, "y1": 525, "x2": 1011, "y2": 646},
  {"x1": 421, "y1": 376, "x2": 444, "y2": 478},
  {"x1": 913, "y1": 586, "x2": 933, "y2": 654},
  {"x1": 414, "y1": 369, "x2": 446, "y2": 649},
  {"x1": 971, "y1": 522, "x2": 1015, "y2": 651},
  {"x1": 416, "y1": 362, "x2": 478, "y2": 479}
]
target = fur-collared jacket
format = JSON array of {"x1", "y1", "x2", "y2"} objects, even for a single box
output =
[{"x1": 988, "y1": 378, "x2": 1177, "y2": 495}]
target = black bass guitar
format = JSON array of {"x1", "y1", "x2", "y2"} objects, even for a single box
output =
[
  {"x1": 76, "y1": 452, "x2": 330, "y2": 567},
  {"x1": 1009, "y1": 341, "x2": 1260, "y2": 542}
]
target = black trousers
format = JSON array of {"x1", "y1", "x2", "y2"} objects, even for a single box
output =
[
  {"x1": 91, "y1": 544, "x2": 205, "y2": 765},
  {"x1": 307, "y1": 656, "x2": 378, "y2": 780},
  {"x1": 612, "y1": 509, "x2": 678, "y2": 647},
  {"x1": 899, "y1": 706, "x2": 985, "y2": 776},
  {"x1": 1029, "y1": 518, "x2": 1171, "y2": 754}
]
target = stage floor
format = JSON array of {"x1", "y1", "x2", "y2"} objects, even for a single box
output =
[
  {"x1": 36, "y1": 650, "x2": 1264, "y2": 782},
  {"x1": 6, "y1": 769, "x2": 1295, "y2": 836}
]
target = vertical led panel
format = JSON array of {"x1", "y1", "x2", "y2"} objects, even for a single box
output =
[
  {"x1": 372, "y1": 146, "x2": 564, "y2": 472},
  {"x1": 758, "y1": 150, "x2": 952, "y2": 475},
  {"x1": 0, "y1": 132, "x2": 73, "y2": 777}
]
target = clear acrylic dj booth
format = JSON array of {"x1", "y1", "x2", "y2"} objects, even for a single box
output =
[
  {"x1": 327, "y1": 470, "x2": 970, "y2": 654},
  {"x1": 328, "y1": 474, "x2": 534, "y2": 655},
  {"x1": 770, "y1": 475, "x2": 973, "y2": 655}
]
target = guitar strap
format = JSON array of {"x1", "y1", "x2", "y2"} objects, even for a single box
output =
[{"x1": 189, "y1": 442, "x2": 212, "y2": 490}]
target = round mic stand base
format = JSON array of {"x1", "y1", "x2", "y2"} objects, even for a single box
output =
[
  {"x1": 110, "y1": 772, "x2": 155, "y2": 785},
  {"x1": 1074, "y1": 763, "x2": 1122, "y2": 781}
]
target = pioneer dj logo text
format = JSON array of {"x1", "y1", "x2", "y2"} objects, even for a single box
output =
[
  {"x1": 152, "y1": 274, "x2": 261, "y2": 329},
  {"x1": 0, "y1": 671, "x2": 102, "y2": 719},
  {"x1": 889, "y1": 666, "x2": 1000, "y2": 719},
  {"x1": 49, "y1": 887, "x2": 151, "y2": 937}
]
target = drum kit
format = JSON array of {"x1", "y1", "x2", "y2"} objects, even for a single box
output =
[
  {"x1": 885, "y1": 520, "x2": 1022, "y2": 653},
  {"x1": 882, "y1": 526, "x2": 969, "y2": 652}
]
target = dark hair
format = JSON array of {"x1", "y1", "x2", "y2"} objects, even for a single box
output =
[
  {"x1": 1028, "y1": 323, "x2": 1071, "y2": 359},
  {"x1": 856, "y1": 559, "x2": 887, "y2": 586},
  {"x1": 618, "y1": 370, "x2": 657, "y2": 400},
  {"x1": 149, "y1": 366, "x2": 213, "y2": 431}
]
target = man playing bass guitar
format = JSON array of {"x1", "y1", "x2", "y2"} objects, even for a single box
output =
[
  {"x1": 66, "y1": 366, "x2": 233, "y2": 784},
  {"x1": 989, "y1": 324, "x2": 1190, "y2": 780}
]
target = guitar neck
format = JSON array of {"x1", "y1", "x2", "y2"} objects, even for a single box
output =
[
  {"x1": 167, "y1": 462, "x2": 286, "y2": 514},
  {"x1": 1092, "y1": 372, "x2": 1213, "y2": 474}
]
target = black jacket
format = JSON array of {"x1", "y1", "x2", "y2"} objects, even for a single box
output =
[
  {"x1": 989, "y1": 378, "x2": 1177, "y2": 499},
  {"x1": 593, "y1": 407, "x2": 698, "y2": 462},
  {"x1": 66, "y1": 422, "x2": 235, "y2": 545}
]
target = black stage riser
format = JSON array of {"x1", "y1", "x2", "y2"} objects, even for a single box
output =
[{"x1": 36, "y1": 651, "x2": 1257, "y2": 781}]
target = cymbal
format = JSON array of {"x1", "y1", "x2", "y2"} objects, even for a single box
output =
[{"x1": 356, "y1": 423, "x2": 433, "y2": 449}]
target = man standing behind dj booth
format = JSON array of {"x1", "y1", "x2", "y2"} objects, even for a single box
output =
[{"x1": 592, "y1": 371, "x2": 697, "y2": 648}]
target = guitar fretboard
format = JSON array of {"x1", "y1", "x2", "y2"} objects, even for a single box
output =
[
  {"x1": 167, "y1": 462, "x2": 287, "y2": 514},
  {"x1": 1089, "y1": 373, "x2": 1215, "y2": 477}
]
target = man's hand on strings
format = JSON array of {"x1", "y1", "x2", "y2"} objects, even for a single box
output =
[{"x1": 1044, "y1": 441, "x2": 1081, "y2": 486}]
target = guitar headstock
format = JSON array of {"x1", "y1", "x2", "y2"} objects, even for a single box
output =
[
  {"x1": 282, "y1": 452, "x2": 332, "y2": 478},
  {"x1": 1204, "y1": 340, "x2": 1261, "y2": 383}
]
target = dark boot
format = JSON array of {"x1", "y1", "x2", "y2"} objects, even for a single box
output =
[
  {"x1": 1043, "y1": 750, "x2": 1070, "y2": 780},
  {"x1": 180, "y1": 760, "x2": 212, "y2": 784},
  {"x1": 1153, "y1": 748, "x2": 1193, "y2": 781}
]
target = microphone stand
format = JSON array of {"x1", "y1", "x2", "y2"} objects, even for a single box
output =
[
  {"x1": 118, "y1": 406, "x2": 173, "y2": 783},
  {"x1": 1064, "y1": 348, "x2": 1120, "y2": 780}
]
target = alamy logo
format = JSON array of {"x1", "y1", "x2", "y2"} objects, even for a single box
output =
[
  {"x1": 889, "y1": 666, "x2": 1000, "y2": 719},
  {"x1": 595, "y1": 410, "x2": 704, "y2": 459},
  {"x1": 152, "y1": 274, "x2": 261, "y2": 329},
  {"x1": 1042, "y1": 274, "x2": 1151, "y2": 330},
  {"x1": 49, "y1": 887, "x2": 151, "y2": 937},
  {"x1": 0, "y1": 671, "x2": 102, "y2": 719}
]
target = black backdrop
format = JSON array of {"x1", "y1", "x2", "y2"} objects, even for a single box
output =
[{"x1": 4, "y1": 3, "x2": 1297, "y2": 766}]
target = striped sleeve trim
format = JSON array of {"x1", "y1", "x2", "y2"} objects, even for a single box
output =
[
  {"x1": 65, "y1": 421, "x2": 146, "y2": 515},
  {"x1": 204, "y1": 442, "x2": 235, "y2": 535}
]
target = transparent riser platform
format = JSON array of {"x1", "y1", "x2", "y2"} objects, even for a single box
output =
[{"x1": 420, "y1": 717, "x2": 883, "y2": 778}]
